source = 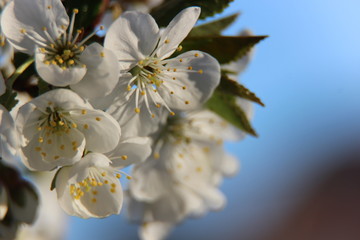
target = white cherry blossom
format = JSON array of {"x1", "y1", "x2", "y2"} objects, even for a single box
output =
[
  {"x1": 55, "y1": 134, "x2": 152, "y2": 219},
  {"x1": 104, "y1": 7, "x2": 220, "y2": 130},
  {"x1": 1, "y1": 0, "x2": 119, "y2": 98},
  {"x1": 55, "y1": 152, "x2": 124, "y2": 219},
  {"x1": 16, "y1": 89, "x2": 121, "y2": 171}
]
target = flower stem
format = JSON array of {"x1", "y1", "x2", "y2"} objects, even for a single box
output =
[{"x1": 6, "y1": 57, "x2": 34, "y2": 89}]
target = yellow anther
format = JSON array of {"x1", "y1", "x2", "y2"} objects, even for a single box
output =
[
  {"x1": 47, "y1": 139, "x2": 52, "y2": 144},
  {"x1": 71, "y1": 123, "x2": 77, "y2": 128},
  {"x1": 127, "y1": 85, "x2": 132, "y2": 91},
  {"x1": 92, "y1": 191, "x2": 98, "y2": 195},
  {"x1": 98, "y1": 182, "x2": 103, "y2": 186},
  {"x1": 101, "y1": 172, "x2": 106, "y2": 176},
  {"x1": 167, "y1": 68, "x2": 171, "y2": 71},
  {"x1": 77, "y1": 29, "x2": 82, "y2": 34},
  {"x1": 20, "y1": 28, "x2": 26, "y2": 34},
  {"x1": 151, "y1": 114, "x2": 155, "y2": 118},
  {"x1": 54, "y1": 156, "x2": 60, "y2": 160},
  {"x1": 91, "y1": 181, "x2": 98, "y2": 187},
  {"x1": 58, "y1": 121, "x2": 64, "y2": 126},
  {"x1": 39, "y1": 48, "x2": 46, "y2": 53},
  {"x1": 121, "y1": 155, "x2": 128, "y2": 160},
  {"x1": 154, "y1": 61, "x2": 159, "y2": 64},
  {"x1": 68, "y1": 59, "x2": 75, "y2": 65},
  {"x1": 50, "y1": 121, "x2": 57, "y2": 127},
  {"x1": 135, "y1": 108, "x2": 140, "y2": 113},
  {"x1": 72, "y1": 141, "x2": 77, "y2": 146},
  {"x1": 42, "y1": 27, "x2": 47, "y2": 31},
  {"x1": 110, "y1": 188, "x2": 116, "y2": 193},
  {"x1": 47, "y1": 5, "x2": 52, "y2": 9},
  {"x1": 126, "y1": 176, "x2": 132, "y2": 180},
  {"x1": 95, "y1": 117, "x2": 101, "y2": 121},
  {"x1": 170, "y1": 112, "x2": 175, "y2": 116},
  {"x1": 84, "y1": 124, "x2": 89, "y2": 129},
  {"x1": 203, "y1": 147, "x2": 210, "y2": 153},
  {"x1": 173, "y1": 68, "x2": 177, "y2": 72},
  {"x1": 177, "y1": 45, "x2": 183, "y2": 51},
  {"x1": 100, "y1": 52, "x2": 105, "y2": 57},
  {"x1": 38, "y1": 137, "x2": 44, "y2": 143},
  {"x1": 79, "y1": 46, "x2": 85, "y2": 51},
  {"x1": 82, "y1": 64, "x2": 86, "y2": 68},
  {"x1": 116, "y1": 173, "x2": 121, "y2": 178},
  {"x1": 41, "y1": 152, "x2": 47, "y2": 157},
  {"x1": 141, "y1": 91, "x2": 146, "y2": 96},
  {"x1": 104, "y1": 180, "x2": 109, "y2": 184},
  {"x1": 58, "y1": 59, "x2": 64, "y2": 64},
  {"x1": 138, "y1": 60, "x2": 144, "y2": 65},
  {"x1": 44, "y1": 61, "x2": 51, "y2": 65},
  {"x1": 154, "y1": 153, "x2": 160, "y2": 159},
  {"x1": 198, "y1": 69, "x2": 203, "y2": 74},
  {"x1": 170, "y1": 91, "x2": 174, "y2": 94},
  {"x1": 37, "y1": 126, "x2": 42, "y2": 131},
  {"x1": 188, "y1": 66, "x2": 193, "y2": 70},
  {"x1": 51, "y1": 60, "x2": 57, "y2": 65},
  {"x1": 194, "y1": 53, "x2": 199, "y2": 57},
  {"x1": 196, "y1": 167, "x2": 203, "y2": 172},
  {"x1": 111, "y1": 183, "x2": 116, "y2": 188},
  {"x1": 182, "y1": 86, "x2": 186, "y2": 90},
  {"x1": 165, "y1": 39, "x2": 170, "y2": 44},
  {"x1": 179, "y1": 59, "x2": 183, "y2": 62},
  {"x1": 73, "y1": 8, "x2": 79, "y2": 13},
  {"x1": 91, "y1": 198, "x2": 97, "y2": 203},
  {"x1": 35, "y1": 147, "x2": 42, "y2": 152},
  {"x1": 156, "y1": 104, "x2": 161, "y2": 108},
  {"x1": 81, "y1": 109, "x2": 87, "y2": 115},
  {"x1": 60, "y1": 145, "x2": 65, "y2": 150},
  {"x1": 185, "y1": 101, "x2": 190, "y2": 104},
  {"x1": 50, "y1": 43, "x2": 56, "y2": 48},
  {"x1": 99, "y1": 25, "x2": 104, "y2": 30},
  {"x1": 179, "y1": 154, "x2": 184, "y2": 158}
]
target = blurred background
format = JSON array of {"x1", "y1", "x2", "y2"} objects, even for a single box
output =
[{"x1": 65, "y1": 0, "x2": 360, "y2": 239}]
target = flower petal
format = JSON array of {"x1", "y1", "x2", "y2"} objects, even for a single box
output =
[
  {"x1": 0, "y1": 105, "x2": 19, "y2": 163},
  {"x1": 21, "y1": 128, "x2": 85, "y2": 171},
  {"x1": 107, "y1": 137, "x2": 152, "y2": 168},
  {"x1": 56, "y1": 153, "x2": 123, "y2": 218},
  {"x1": 104, "y1": 11, "x2": 160, "y2": 70},
  {"x1": 155, "y1": 7, "x2": 200, "y2": 59},
  {"x1": 35, "y1": 50, "x2": 87, "y2": 86},
  {"x1": 1, "y1": 0, "x2": 69, "y2": 54},
  {"x1": 140, "y1": 221, "x2": 174, "y2": 240},
  {"x1": 70, "y1": 109, "x2": 121, "y2": 153},
  {"x1": 0, "y1": 73, "x2": 5, "y2": 96},
  {"x1": 0, "y1": 185, "x2": 8, "y2": 220},
  {"x1": 71, "y1": 43, "x2": 120, "y2": 99},
  {"x1": 158, "y1": 51, "x2": 220, "y2": 110}
]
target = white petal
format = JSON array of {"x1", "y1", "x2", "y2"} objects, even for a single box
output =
[
  {"x1": 35, "y1": 51, "x2": 87, "y2": 86},
  {"x1": 107, "y1": 95, "x2": 165, "y2": 138},
  {"x1": 104, "y1": 11, "x2": 160, "y2": 70},
  {"x1": 155, "y1": 7, "x2": 200, "y2": 59},
  {"x1": 1, "y1": 0, "x2": 69, "y2": 54},
  {"x1": 71, "y1": 43, "x2": 120, "y2": 99},
  {"x1": 140, "y1": 221, "x2": 174, "y2": 240},
  {"x1": 56, "y1": 153, "x2": 123, "y2": 218},
  {"x1": 0, "y1": 105, "x2": 19, "y2": 163},
  {"x1": 70, "y1": 109, "x2": 121, "y2": 153},
  {"x1": 221, "y1": 153, "x2": 239, "y2": 177},
  {"x1": 21, "y1": 128, "x2": 86, "y2": 171},
  {"x1": 158, "y1": 51, "x2": 220, "y2": 110},
  {"x1": 107, "y1": 137, "x2": 152, "y2": 168},
  {"x1": 130, "y1": 160, "x2": 167, "y2": 202},
  {"x1": 28, "y1": 88, "x2": 91, "y2": 110}
]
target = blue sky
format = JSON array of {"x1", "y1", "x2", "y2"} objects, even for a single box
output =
[{"x1": 67, "y1": 1, "x2": 360, "y2": 239}]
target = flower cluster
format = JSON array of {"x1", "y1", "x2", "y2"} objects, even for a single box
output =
[{"x1": 0, "y1": 0, "x2": 262, "y2": 239}]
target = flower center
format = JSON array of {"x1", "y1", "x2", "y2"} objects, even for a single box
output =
[
  {"x1": 36, "y1": 102, "x2": 76, "y2": 136},
  {"x1": 69, "y1": 167, "x2": 124, "y2": 202},
  {"x1": 19, "y1": 8, "x2": 103, "y2": 70}
]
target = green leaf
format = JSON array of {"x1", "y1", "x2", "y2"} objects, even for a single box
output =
[
  {"x1": 218, "y1": 75, "x2": 265, "y2": 106},
  {"x1": 206, "y1": 90, "x2": 257, "y2": 136},
  {"x1": 62, "y1": 0, "x2": 108, "y2": 32},
  {"x1": 179, "y1": 36, "x2": 267, "y2": 64},
  {"x1": 188, "y1": 13, "x2": 239, "y2": 37},
  {"x1": 0, "y1": 89, "x2": 18, "y2": 111},
  {"x1": 151, "y1": 0, "x2": 234, "y2": 27}
]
